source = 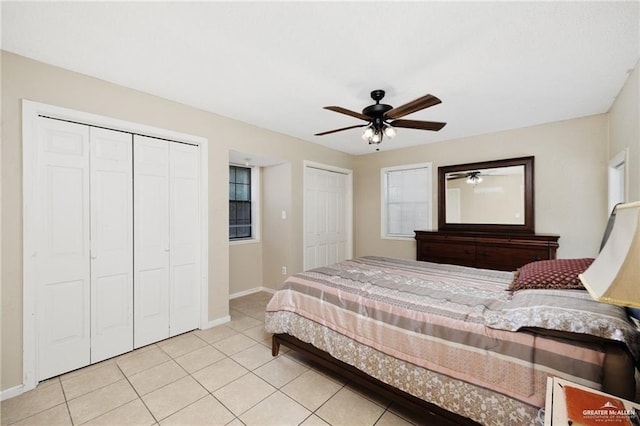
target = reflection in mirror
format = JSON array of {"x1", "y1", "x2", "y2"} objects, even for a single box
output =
[
  {"x1": 437, "y1": 156, "x2": 534, "y2": 233},
  {"x1": 445, "y1": 165, "x2": 525, "y2": 224}
]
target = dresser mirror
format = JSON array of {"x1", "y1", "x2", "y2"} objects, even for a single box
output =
[{"x1": 438, "y1": 156, "x2": 534, "y2": 233}]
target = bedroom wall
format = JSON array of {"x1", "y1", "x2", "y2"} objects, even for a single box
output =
[
  {"x1": 609, "y1": 61, "x2": 640, "y2": 202},
  {"x1": 353, "y1": 114, "x2": 609, "y2": 261},
  {"x1": 261, "y1": 163, "x2": 294, "y2": 291},
  {"x1": 229, "y1": 242, "x2": 263, "y2": 297},
  {"x1": 0, "y1": 51, "x2": 353, "y2": 392}
]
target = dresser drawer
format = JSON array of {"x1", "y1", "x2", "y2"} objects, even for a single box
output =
[
  {"x1": 418, "y1": 241, "x2": 476, "y2": 267},
  {"x1": 476, "y1": 245, "x2": 548, "y2": 271}
]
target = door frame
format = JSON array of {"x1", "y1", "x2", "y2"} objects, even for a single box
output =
[
  {"x1": 608, "y1": 148, "x2": 629, "y2": 212},
  {"x1": 302, "y1": 161, "x2": 353, "y2": 270},
  {"x1": 22, "y1": 100, "x2": 209, "y2": 391}
]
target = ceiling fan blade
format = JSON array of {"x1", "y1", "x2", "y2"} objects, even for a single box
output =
[
  {"x1": 385, "y1": 94, "x2": 442, "y2": 119},
  {"x1": 324, "y1": 106, "x2": 370, "y2": 121},
  {"x1": 315, "y1": 124, "x2": 367, "y2": 136},
  {"x1": 390, "y1": 119, "x2": 447, "y2": 131},
  {"x1": 446, "y1": 173, "x2": 467, "y2": 180}
]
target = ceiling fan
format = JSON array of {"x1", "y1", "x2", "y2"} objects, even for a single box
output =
[
  {"x1": 315, "y1": 89, "x2": 446, "y2": 149},
  {"x1": 447, "y1": 170, "x2": 483, "y2": 184}
]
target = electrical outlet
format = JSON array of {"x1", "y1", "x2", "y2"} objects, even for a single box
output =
[{"x1": 281, "y1": 266, "x2": 287, "y2": 275}]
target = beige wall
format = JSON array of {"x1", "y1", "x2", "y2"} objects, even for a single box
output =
[
  {"x1": 609, "y1": 61, "x2": 640, "y2": 202},
  {"x1": 229, "y1": 242, "x2": 263, "y2": 296},
  {"x1": 354, "y1": 114, "x2": 610, "y2": 261},
  {"x1": 2, "y1": 49, "x2": 637, "y2": 394},
  {"x1": 261, "y1": 163, "x2": 294, "y2": 290},
  {"x1": 0, "y1": 51, "x2": 352, "y2": 391}
]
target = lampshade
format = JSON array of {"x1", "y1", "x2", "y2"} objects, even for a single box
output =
[{"x1": 579, "y1": 201, "x2": 640, "y2": 308}]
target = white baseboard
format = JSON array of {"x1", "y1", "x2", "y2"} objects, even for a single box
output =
[
  {"x1": 1, "y1": 384, "x2": 25, "y2": 401},
  {"x1": 202, "y1": 285, "x2": 277, "y2": 330},
  {"x1": 203, "y1": 315, "x2": 231, "y2": 330},
  {"x1": 229, "y1": 286, "x2": 275, "y2": 300}
]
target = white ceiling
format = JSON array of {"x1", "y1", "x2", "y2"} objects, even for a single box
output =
[{"x1": 2, "y1": 1, "x2": 639, "y2": 155}]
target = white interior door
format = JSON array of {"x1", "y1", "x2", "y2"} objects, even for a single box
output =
[
  {"x1": 134, "y1": 135, "x2": 170, "y2": 348},
  {"x1": 90, "y1": 128, "x2": 134, "y2": 362},
  {"x1": 24, "y1": 101, "x2": 209, "y2": 389},
  {"x1": 169, "y1": 143, "x2": 200, "y2": 335},
  {"x1": 36, "y1": 117, "x2": 91, "y2": 380},
  {"x1": 304, "y1": 166, "x2": 349, "y2": 270}
]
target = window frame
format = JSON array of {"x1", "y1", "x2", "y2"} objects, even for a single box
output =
[
  {"x1": 229, "y1": 164, "x2": 261, "y2": 244},
  {"x1": 380, "y1": 162, "x2": 433, "y2": 240}
]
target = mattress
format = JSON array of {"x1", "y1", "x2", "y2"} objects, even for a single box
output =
[{"x1": 265, "y1": 256, "x2": 639, "y2": 425}]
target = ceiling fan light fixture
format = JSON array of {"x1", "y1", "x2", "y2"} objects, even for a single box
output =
[
  {"x1": 466, "y1": 174, "x2": 482, "y2": 185},
  {"x1": 362, "y1": 125, "x2": 374, "y2": 140},
  {"x1": 371, "y1": 131, "x2": 382, "y2": 144},
  {"x1": 383, "y1": 124, "x2": 396, "y2": 139}
]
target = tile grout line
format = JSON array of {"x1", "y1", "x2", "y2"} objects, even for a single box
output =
[
  {"x1": 115, "y1": 362, "x2": 159, "y2": 425},
  {"x1": 308, "y1": 380, "x2": 347, "y2": 425},
  {"x1": 184, "y1": 350, "x2": 243, "y2": 424},
  {"x1": 3, "y1": 378, "x2": 72, "y2": 426},
  {"x1": 58, "y1": 378, "x2": 76, "y2": 426},
  {"x1": 212, "y1": 370, "x2": 278, "y2": 422}
]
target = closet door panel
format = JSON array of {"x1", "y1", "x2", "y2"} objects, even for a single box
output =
[
  {"x1": 90, "y1": 128, "x2": 134, "y2": 362},
  {"x1": 304, "y1": 167, "x2": 349, "y2": 270},
  {"x1": 36, "y1": 118, "x2": 91, "y2": 380},
  {"x1": 169, "y1": 143, "x2": 200, "y2": 335},
  {"x1": 134, "y1": 136, "x2": 170, "y2": 348}
]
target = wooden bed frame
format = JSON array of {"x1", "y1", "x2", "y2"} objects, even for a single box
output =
[{"x1": 272, "y1": 333, "x2": 480, "y2": 426}]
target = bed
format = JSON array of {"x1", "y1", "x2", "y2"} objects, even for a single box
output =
[{"x1": 264, "y1": 256, "x2": 640, "y2": 425}]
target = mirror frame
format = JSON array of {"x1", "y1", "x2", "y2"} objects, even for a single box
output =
[{"x1": 438, "y1": 156, "x2": 535, "y2": 233}]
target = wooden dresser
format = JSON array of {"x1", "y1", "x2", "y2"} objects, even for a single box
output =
[{"x1": 414, "y1": 230, "x2": 560, "y2": 272}]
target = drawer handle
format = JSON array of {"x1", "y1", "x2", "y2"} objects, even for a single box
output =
[{"x1": 532, "y1": 255, "x2": 541, "y2": 261}]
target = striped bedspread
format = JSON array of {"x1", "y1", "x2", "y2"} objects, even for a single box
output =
[{"x1": 265, "y1": 256, "x2": 639, "y2": 425}]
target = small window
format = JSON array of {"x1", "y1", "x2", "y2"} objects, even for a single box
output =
[
  {"x1": 381, "y1": 163, "x2": 432, "y2": 238},
  {"x1": 229, "y1": 165, "x2": 252, "y2": 239}
]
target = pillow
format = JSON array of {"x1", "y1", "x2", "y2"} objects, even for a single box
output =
[{"x1": 509, "y1": 258, "x2": 594, "y2": 291}]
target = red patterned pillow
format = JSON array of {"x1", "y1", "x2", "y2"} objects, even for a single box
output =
[{"x1": 509, "y1": 258, "x2": 595, "y2": 291}]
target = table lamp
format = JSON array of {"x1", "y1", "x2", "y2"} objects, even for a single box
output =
[{"x1": 579, "y1": 201, "x2": 640, "y2": 309}]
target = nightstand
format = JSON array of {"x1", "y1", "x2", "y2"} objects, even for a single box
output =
[{"x1": 544, "y1": 377, "x2": 640, "y2": 425}]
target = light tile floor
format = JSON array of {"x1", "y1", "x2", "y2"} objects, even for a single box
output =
[{"x1": 1, "y1": 292, "x2": 420, "y2": 426}]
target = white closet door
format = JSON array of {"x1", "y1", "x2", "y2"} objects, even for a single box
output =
[
  {"x1": 169, "y1": 143, "x2": 200, "y2": 335},
  {"x1": 90, "y1": 128, "x2": 133, "y2": 362},
  {"x1": 134, "y1": 135, "x2": 170, "y2": 348},
  {"x1": 36, "y1": 117, "x2": 91, "y2": 380},
  {"x1": 304, "y1": 167, "x2": 348, "y2": 270}
]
